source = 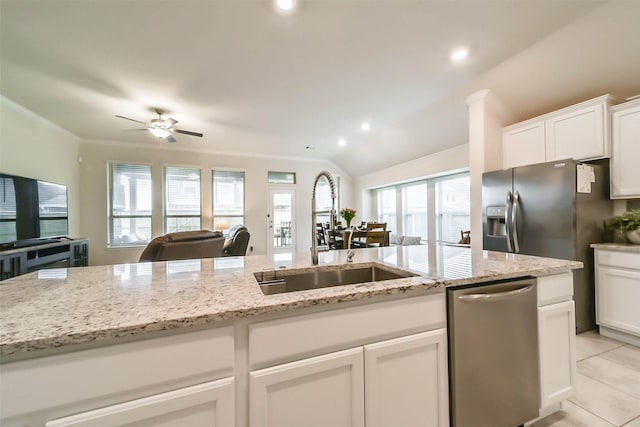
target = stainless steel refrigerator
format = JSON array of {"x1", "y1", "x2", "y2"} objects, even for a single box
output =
[{"x1": 482, "y1": 158, "x2": 613, "y2": 332}]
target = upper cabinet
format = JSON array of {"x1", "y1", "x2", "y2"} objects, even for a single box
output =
[
  {"x1": 610, "y1": 98, "x2": 640, "y2": 199},
  {"x1": 503, "y1": 120, "x2": 546, "y2": 169},
  {"x1": 503, "y1": 95, "x2": 624, "y2": 170}
]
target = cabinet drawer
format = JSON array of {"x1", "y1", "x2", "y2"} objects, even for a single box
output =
[
  {"x1": 596, "y1": 250, "x2": 640, "y2": 270},
  {"x1": 537, "y1": 272, "x2": 574, "y2": 306},
  {"x1": 0, "y1": 327, "x2": 234, "y2": 421},
  {"x1": 249, "y1": 293, "x2": 445, "y2": 368}
]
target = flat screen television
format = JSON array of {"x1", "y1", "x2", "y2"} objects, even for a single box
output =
[{"x1": 0, "y1": 172, "x2": 69, "y2": 247}]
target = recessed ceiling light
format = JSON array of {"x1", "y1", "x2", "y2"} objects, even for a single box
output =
[
  {"x1": 360, "y1": 122, "x2": 371, "y2": 132},
  {"x1": 450, "y1": 48, "x2": 469, "y2": 62},
  {"x1": 276, "y1": 0, "x2": 295, "y2": 12},
  {"x1": 338, "y1": 138, "x2": 346, "y2": 146}
]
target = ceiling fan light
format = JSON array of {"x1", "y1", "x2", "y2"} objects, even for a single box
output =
[{"x1": 149, "y1": 127, "x2": 171, "y2": 138}]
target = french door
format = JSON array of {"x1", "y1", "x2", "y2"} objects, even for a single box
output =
[{"x1": 268, "y1": 188, "x2": 296, "y2": 255}]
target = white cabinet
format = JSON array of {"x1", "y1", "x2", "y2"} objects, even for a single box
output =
[
  {"x1": 502, "y1": 94, "x2": 623, "y2": 169},
  {"x1": 594, "y1": 248, "x2": 640, "y2": 346},
  {"x1": 250, "y1": 348, "x2": 365, "y2": 427},
  {"x1": 537, "y1": 273, "x2": 576, "y2": 412},
  {"x1": 545, "y1": 102, "x2": 607, "y2": 161},
  {"x1": 503, "y1": 121, "x2": 546, "y2": 169},
  {"x1": 364, "y1": 329, "x2": 448, "y2": 427},
  {"x1": 610, "y1": 98, "x2": 640, "y2": 198},
  {"x1": 0, "y1": 327, "x2": 235, "y2": 427},
  {"x1": 248, "y1": 293, "x2": 449, "y2": 427},
  {"x1": 249, "y1": 330, "x2": 449, "y2": 427},
  {"x1": 46, "y1": 378, "x2": 235, "y2": 427}
]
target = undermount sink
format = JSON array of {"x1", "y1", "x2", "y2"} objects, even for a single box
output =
[{"x1": 254, "y1": 263, "x2": 417, "y2": 295}]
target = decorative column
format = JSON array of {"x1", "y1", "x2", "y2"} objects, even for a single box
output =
[{"x1": 466, "y1": 90, "x2": 513, "y2": 252}]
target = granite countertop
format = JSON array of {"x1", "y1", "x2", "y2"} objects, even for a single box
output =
[
  {"x1": 0, "y1": 244, "x2": 582, "y2": 358},
  {"x1": 590, "y1": 243, "x2": 640, "y2": 252}
]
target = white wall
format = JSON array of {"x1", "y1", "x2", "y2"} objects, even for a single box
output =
[
  {"x1": 79, "y1": 141, "x2": 351, "y2": 265},
  {"x1": 0, "y1": 96, "x2": 81, "y2": 238},
  {"x1": 353, "y1": 144, "x2": 469, "y2": 221}
]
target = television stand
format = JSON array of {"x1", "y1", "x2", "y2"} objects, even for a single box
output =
[{"x1": 0, "y1": 238, "x2": 89, "y2": 281}]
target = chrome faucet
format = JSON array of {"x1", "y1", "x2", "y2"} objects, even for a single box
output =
[
  {"x1": 311, "y1": 171, "x2": 336, "y2": 265},
  {"x1": 345, "y1": 226, "x2": 355, "y2": 263}
]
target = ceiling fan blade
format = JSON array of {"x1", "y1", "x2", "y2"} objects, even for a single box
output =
[
  {"x1": 162, "y1": 118, "x2": 178, "y2": 128},
  {"x1": 174, "y1": 129, "x2": 203, "y2": 138},
  {"x1": 166, "y1": 135, "x2": 177, "y2": 143},
  {"x1": 121, "y1": 128, "x2": 148, "y2": 132},
  {"x1": 115, "y1": 115, "x2": 147, "y2": 125}
]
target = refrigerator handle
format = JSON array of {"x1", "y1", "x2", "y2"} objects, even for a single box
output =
[
  {"x1": 505, "y1": 192, "x2": 513, "y2": 253},
  {"x1": 512, "y1": 191, "x2": 521, "y2": 253}
]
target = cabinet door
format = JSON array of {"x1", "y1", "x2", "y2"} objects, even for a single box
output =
[
  {"x1": 538, "y1": 301, "x2": 576, "y2": 409},
  {"x1": 596, "y1": 265, "x2": 640, "y2": 335},
  {"x1": 364, "y1": 329, "x2": 449, "y2": 427},
  {"x1": 545, "y1": 103, "x2": 606, "y2": 161},
  {"x1": 611, "y1": 102, "x2": 640, "y2": 198},
  {"x1": 250, "y1": 347, "x2": 364, "y2": 427},
  {"x1": 503, "y1": 121, "x2": 546, "y2": 168},
  {"x1": 46, "y1": 377, "x2": 234, "y2": 427}
]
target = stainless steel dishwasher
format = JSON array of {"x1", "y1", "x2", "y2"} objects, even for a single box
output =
[{"x1": 447, "y1": 277, "x2": 539, "y2": 427}]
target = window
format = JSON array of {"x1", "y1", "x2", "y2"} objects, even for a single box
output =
[
  {"x1": 0, "y1": 175, "x2": 17, "y2": 243},
  {"x1": 376, "y1": 187, "x2": 397, "y2": 231},
  {"x1": 213, "y1": 170, "x2": 245, "y2": 233},
  {"x1": 314, "y1": 175, "x2": 338, "y2": 225},
  {"x1": 109, "y1": 163, "x2": 152, "y2": 246},
  {"x1": 373, "y1": 172, "x2": 470, "y2": 244},
  {"x1": 402, "y1": 182, "x2": 427, "y2": 239},
  {"x1": 268, "y1": 171, "x2": 296, "y2": 184},
  {"x1": 164, "y1": 166, "x2": 201, "y2": 233},
  {"x1": 436, "y1": 174, "x2": 471, "y2": 243}
]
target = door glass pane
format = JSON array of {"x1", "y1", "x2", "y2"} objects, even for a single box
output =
[
  {"x1": 436, "y1": 174, "x2": 471, "y2": 243},
  {"x1": 402, "y1": 182, "x2": 427, "y2": 240},
  {"x1": 273, "y1": 192, "x2": 293, "y2": 249}
]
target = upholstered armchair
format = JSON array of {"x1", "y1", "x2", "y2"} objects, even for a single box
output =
[
  {"x1": 139, "y1": 230, "x2": 225, "y2": 262},
  {"x1": 222, "y1": 225, "x2": 250, "y2": 256}
]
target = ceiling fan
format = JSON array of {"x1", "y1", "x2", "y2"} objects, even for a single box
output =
[{"x1": 115, "y1": 109, "x2": 203, "y2": 143}]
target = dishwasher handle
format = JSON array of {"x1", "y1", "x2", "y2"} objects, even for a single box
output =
[{"x1": 457, "y1": 284, "x2": 534, "y2": 302}]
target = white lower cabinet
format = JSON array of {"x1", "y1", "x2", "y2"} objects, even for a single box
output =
[
  {"x1": 249, "y1": 329, "x2": 449, "y2": 427},
  {"x1": 594, "y1": 248, "x2": 640, "y2": 345},
  {"x1": 250, "y1": 348, "x2": 365, "y2": 427},
  {"x1": 538, "y1": 300, "x2": 576, "y2": 408},
  {"x1": 536, "y1": 273, "x2": 576, "y2": 413},
  {"x1": 364, "y1": 329, "x2": 449, "y2": 427},
  {"x1": 46, "y1": 377, "x2": 235, "y2": 427}
]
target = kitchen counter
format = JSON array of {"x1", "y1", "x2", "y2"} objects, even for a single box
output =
[
  {"x1": 0, "y1": 244, "x2": 582, "y2": 359},
  {"x1": 590, "y1": 242, "x2": 640, "y2": 252}
]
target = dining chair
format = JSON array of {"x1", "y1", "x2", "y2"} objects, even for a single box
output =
[
  {"x1": 323, "y1": 224, "x2": 344, "y2": 249},
  {"x1": 316, "y1": 222, "x2": 327, "y2": 246},
  {"x1": 352, "y1": 222, "x2": 387, "y2": 248}
]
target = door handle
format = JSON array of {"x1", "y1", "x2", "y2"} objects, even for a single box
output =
[
  {"x1": 512, "y1": 191, "x2": 520, "y2": 253},
  {"x1": 457, "y1": 284, "x2": 534, "y2": 302},
  {"x1": 505, "y1": 192, "x2": 513, "y2": 253}
]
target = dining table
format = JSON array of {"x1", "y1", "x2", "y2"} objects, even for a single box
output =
[{"x1": 334, "y1": 228, "x2": 391, "y2": 247}]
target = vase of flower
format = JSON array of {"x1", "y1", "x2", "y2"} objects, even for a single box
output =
[{"x1": 340, "y1": 208, "x2": 356, "y2": 229}]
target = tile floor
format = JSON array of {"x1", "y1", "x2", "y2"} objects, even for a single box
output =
[{"x1": 533, "y1": 330, "x2": 640, "y2": 427}]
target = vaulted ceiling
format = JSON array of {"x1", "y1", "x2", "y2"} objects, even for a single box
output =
[{"x1": 2, "y1": 1, "x2": 639, "y2": 176}]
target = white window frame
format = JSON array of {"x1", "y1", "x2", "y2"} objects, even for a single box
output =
[
  {"x1": 163, "y1": 165, "x2": 202, "y2": 234},
  {"x1": 212, "y1": 169, "x2": 246, "y2": 233},
  {"x1": 108, "y1": 162, "x2": 153, "y2": 247}
]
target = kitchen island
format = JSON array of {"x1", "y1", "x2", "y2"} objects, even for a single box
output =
[{"x1": 0, "y1": 244, "x2": 582, "y2": 427}]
